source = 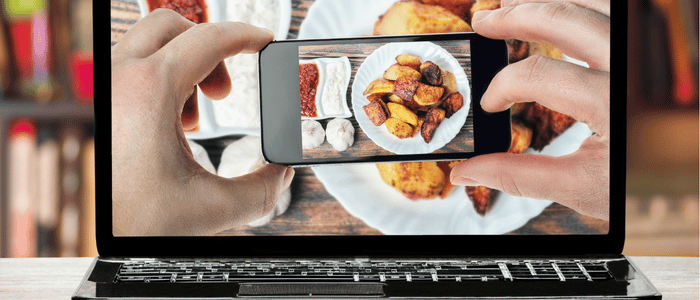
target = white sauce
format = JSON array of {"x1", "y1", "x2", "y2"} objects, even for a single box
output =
[
  {"x1": 213, "y1": 0, "x2": 280, "y2": 129},
  {"x1": 321, "y1": 61, "x2": 347, "y2": 116}
]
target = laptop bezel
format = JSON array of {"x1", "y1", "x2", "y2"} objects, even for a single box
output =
[{"x1": 96, "y1": 1, "x2": 626, "y2": 258}]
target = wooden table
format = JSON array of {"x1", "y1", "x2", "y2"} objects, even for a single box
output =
[
  {"x1": 110, "y1": 0, "x2": 608, "y2": 236},
  {"x1": 0, "y1": 256, "x2": 697, "y2": 299}
]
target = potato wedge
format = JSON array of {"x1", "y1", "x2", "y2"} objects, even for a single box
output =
[
  {"x1": 384, "y1": 64, "x2": 422, "y2": 81},
  {"x1": 413, "y1": 83, "x2": 444, "y2": 107},
  {"x1": 393, "y1": 75, "x2": 421, "y2": 101},
  {"x1": 441, "y1": 70, "x2": 457, "y2": 94},
  {"x1": 366, "y1": 93, "x2": 389, "y2": 102},
  {"x1": 363, "y1": 99, "x2": 389, "y2": 126},
  {"x1": 419, "y1": 61, "x2": 443, "y2": 86},
  {"x1": 387, "y1": 94, "x2": 405, "y2": 104},
  {"x1": 420, "y1": 107, "x2": 446, "y2": 143},
  {"x1": 411, "y1": 115, "x2": 426, "y2": 138},
  {"x1": 363, "y1": 78, "x2": 395, "y2": 95},
  {"x1": 440, "y1": 92, "x2": 464, "y2": 118},
  {"x1": 385, "y1": 117, "x2": 414, "y2": 139},
  {"x1": 387, "y1": 102, "x2": 419, "y2": 126},
  {"x1": 395, "y1": 54, "x2": 422, "y2": 70},
  {"x1": 376, "y1": 162, "x2": 446, "y2": 200}
]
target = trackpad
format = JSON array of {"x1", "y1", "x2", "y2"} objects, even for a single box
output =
[{"x1": 238, "y1": 283, "x2": 385, "y2": 297}]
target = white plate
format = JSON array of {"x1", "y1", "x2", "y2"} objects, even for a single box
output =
[
  {"x1": 352, "y1": 42, "x2": 470, "y2": 154},
  {"x1": 136, "y1": 0, "x2": 292, "y2": 139},
  {"x1": 300, "y1": 57, "x2": 353, "y2": 120},
  {"x1": 302, "y1": 0, "x2": 595, "y2": 234}
]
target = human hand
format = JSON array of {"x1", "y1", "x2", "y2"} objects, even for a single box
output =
[
  {"x1": 450, "y1": 0, "x2": 610, "y2": 220},
  {"x1": 111, "y1": 9, "x2": 294, "y2": 235}
]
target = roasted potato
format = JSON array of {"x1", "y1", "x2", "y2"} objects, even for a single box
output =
[
  {"x1": 466, "y1": 185, "x2": 497, "y2": 216},
  {"x1": 510, "y1": 120, "x2": 533, "y2": 154},
  {"x1": 384, "y1": 64, "x2": 422, "y2": 81},
  {"x1": 363, "y1": 99, "x2": 389, "y2": 126},
  {"x1": 363, "y1": 78, "x2": 394, "y2": 95},
  {"x1": 441, "y1": 70, "x2": 458, "y2": 94},
  {"x1": 385, "y1": 117, "x2": 414, "y2": 139},
  {"x1": 388, "y1": 94, "x2": 405, "y2": 104},
  {"x1": 387, "y1": 102, "x2": 419, "y2": 126},
  {"x1": 419, "y1": 0, "x2": 475, "y2": 20},
  {"x1": 374, "y1": 1, "x2": 472, "y2": 36},
  {"x1": 513, "y1": 102, "x2": 575, "y2": 151},
  {"x1": 366, "y1": 93, "x2": 389, "y2": 102},
  {"x1": 419, "y1": 61, "x2": 443, "y2": 86},
  {"x1": 411, "y1": 115, "x2": 426, "y2": 138},
  {"x1": 413, "y1": 83, "x2": 445, "y2": 107},
  {"x1": 420, "y1": 107, "x2": 446, "y2": 143},
  {"x1": 441, "y1": 92, "x2": 464, "y2": 118},
  {"x1": 506, "y1": 39, "x2": 529, "y2": 63},
  {"x1": 468, "y1": 0, "x2": 500, "y2": 22},
  {"x1": 376, "y1": 162, "x2": 446, "y2": 200},
  {"x1": 393, "y1": 75, "x2": 421, "y2": 102},
  {"x1": 529, "y1": 41, "x2": 562, "y2": 60},
  {"x1": 395, "y1": 54, "x2": 422, "y2": 70}
]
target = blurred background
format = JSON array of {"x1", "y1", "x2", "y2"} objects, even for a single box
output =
[{"x1": 0, "y1": 0, "x2": 696, "y2": 257}]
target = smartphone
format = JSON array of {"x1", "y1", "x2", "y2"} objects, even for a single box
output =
[{"x1": 259, "y1": 33, "x2": 510, "y2": 167}]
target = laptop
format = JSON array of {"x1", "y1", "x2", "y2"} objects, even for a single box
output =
[{"x1": 73, "y1": 0, "x2": 662, "y2": 298}]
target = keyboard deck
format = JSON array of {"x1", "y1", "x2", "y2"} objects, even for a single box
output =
[{"x1": 115, "y1": 259, "x2": 614, "y2": 283}]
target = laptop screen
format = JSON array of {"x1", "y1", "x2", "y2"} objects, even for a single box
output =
[{"x1": 105, "y1": 0, "x2": 618, "y2": 254}]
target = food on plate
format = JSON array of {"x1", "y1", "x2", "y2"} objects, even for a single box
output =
[
  {"x1": 468, "y1": 0, "x2": 500, "y2": 22},
  {"x1": 441, "y1": 92, "x2": 464, "y2": 118},
  {"x1": 420, "y1": 107, "x2": 446, "y2": 143},
  {"x1": 301, "y1": 120, "x2": 325, "y2": 149},
  {"x1": 325, "y1": 118, "x2": 355, "y2": 151},
  {"x1": 376, "y1": 162, "x2": 446, "y2": 200},
  {"x1": 465, "y1": 185, "x2": 496, "y2": 216},
  {"x1": 529, "y1": 41, "x2": 563, "y2": 60},
  {"x1": 364, "y1": 53, "x2": 462, "y2": 142},
  {"x1": 383, "y1": 64, "x2": 422, "y2": 81},
  {"x1": 419, "y1": 0, "x2": 475, "y2": 20},
  {"x1": 363, "y1": 78, "x2": 395, "y2": 95},
  {"x1": 395, "y1": 54, "x2": 422, "y2": 70},
  {"x1": 514, "y1": 102, "x2": 576, "y2": 151},
  {"x1": 441, "y1": 70, "x2": 458, "y2": 94},
  {"x1": 437, "y1": 160, "x2": 462, "y2": 198},
  {"x1": 321, "y1": 61, "x2": 349, "y2": 116},
  {"x1": 374, "y1": 1, "x2": 472, "y2": 36},
  {"x1": 412, "y1": 83, "x2": 444, "y2": 107},
  {"x1": 384, "y1": 117, "x2": 414, "y2": 139},
  {"x1": 147, "y1": 0, "x2": 207, "y2": 23},
  {"x1": 299, "y1": 63, "x2": 320, "y2": 117},
  {"x1": 509, "y1": 120, "x2": 533, "y2": 154},
  {"x1": 363, "y1": 99, "x2": 390, "y2": 126},
  {"x1": 419, "y1": 61, "x2": 443, "y2": 86},
  {"x1": 387, "y1": 102, "x2": 419, "y2": 126},
  {"x1": 506, "y1": 39, "x2": 529, "y2": 63},
  {"x1": 393, "y1": 75, "x2": 421, "y2": 101}
]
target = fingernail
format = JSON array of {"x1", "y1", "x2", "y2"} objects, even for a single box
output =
[
  {"x1": 451, "y1": 176, "x2": 480, "y2": 186},
  {"x1": 283, "y1": 167, "x2": 295, "y2": 187}
]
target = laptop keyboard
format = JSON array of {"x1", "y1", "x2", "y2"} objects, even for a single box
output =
[{"x1": 115, "y1": 259, "x2": 614, "y2": 283}]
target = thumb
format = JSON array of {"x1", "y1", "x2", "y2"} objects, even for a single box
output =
[
  {"x1": 188, "y1": 163, "x2": 294, "y2": 234},
  {"x1": 450, "y1": 142, "x2": 608, "y2": 220}
]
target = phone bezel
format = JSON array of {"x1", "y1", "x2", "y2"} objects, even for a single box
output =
[{"x1": 259, "y1": 33, "x2": 511, "y2": 166}]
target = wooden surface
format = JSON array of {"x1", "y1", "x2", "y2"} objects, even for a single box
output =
[
  {"x1": 110, "y1": 0, "x2": 609, "y2": 236},
  {"x1": 0, "y1": 256, "x2": 697, "y2": 299}
]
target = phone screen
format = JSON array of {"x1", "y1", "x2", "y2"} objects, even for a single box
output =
[{"x1": 260, "y1": 33, "x2": 510, "y2": 166}]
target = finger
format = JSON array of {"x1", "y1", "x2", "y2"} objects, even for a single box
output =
[
  {"x1": 501, "y1": 0, "x2": 610, "y2": 17},
  {"x1": 155, "y1": 22, "x2": 274, "y2": 103},
  {"x1": 450, "y1": 137, "x2": 609, "y2": 220},
  {"x1": 471, "y1": 1, "x2": 610, "y2": 71},
  {"x1": 190, "y1": 164, "x2": 294, "y2": 234},
  {"x1": 181, "y1": 87, "x2": 199, "y2": 130},
  {"x1": 481, "y1": 55, "x2": 609, "y2": 135},
  {"x1": 113, "y1": 9, "x2": 194, "y2": 60},
  {"x1": 198, "y1": 61, "x2": 232, "y2": 100}
]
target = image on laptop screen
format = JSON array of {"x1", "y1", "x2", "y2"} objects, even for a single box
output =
[{"x1": 112, "y1": 0, "x2": 609, "y2": 237}]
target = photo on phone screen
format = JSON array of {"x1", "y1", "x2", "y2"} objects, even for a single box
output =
[{"x1": 299, "y1": 40, "x2": 473, "y2": 160}]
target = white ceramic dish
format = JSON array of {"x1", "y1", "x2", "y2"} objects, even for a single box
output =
[
  {"x1": 351, "y1": 42, "x2": 470, "y2": 154},
  {"x1": 300, "y1": 57, "x2": 353, "y2": 120},
  {"x1": 136, "y1": 0, "x2": 292, "y2": 139},
  {"x1": 301, "y1": 0, "x2": 594, "y2": 234}
]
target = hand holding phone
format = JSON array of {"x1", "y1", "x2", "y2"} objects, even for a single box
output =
[{"x1": 259, "y1": 33, "x2": 510, "y2": 166}]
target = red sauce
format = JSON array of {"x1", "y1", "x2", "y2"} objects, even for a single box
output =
[
  {"x1": 299, "y1": 63, "x2": 319, "y2": 117},
  {"x1": 147, "y1": 0, "x2": 207, "y2": 23}
]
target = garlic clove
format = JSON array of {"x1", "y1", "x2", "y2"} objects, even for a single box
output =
[
  {"x1": 326, "y1": 118, "x2": 355, "y2": 151},
  {"x1": 302, "y1": 120, "x2": 325, "y2": 149}
]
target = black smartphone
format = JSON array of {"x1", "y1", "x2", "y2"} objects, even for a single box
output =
[{"x1": 259, "y1": 33, "x2": 510, "y2": 167}]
